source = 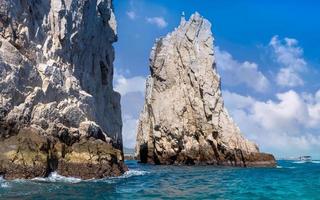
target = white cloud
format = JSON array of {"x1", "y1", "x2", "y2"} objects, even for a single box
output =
[
  {"x1": 114, "y1": 73, "x2": 146, "y2": 148},
  {"x1": 122, "y1": 114, "x2": 139, "y2": 148},
  {"x1": 146, "y1": 17, "x2": 168, "y2": 28},
  {"x1": 121, "y1": 92, "x2": 145, "y2": 148},
  {"x1": 252, "y1": 91, "x2": 309, "y2": 132},
  {"x1": 215, "y1": 47, "x2": 270, "y2": 92},
  {"x1": 223, "y1": 90, "x2": 320, "y2": 158},
  {"x1": 276, "y1": 68, "x2": 304, "y2": 87},
  {"x1": 223, "y1": 91, "x2": 256, "y2": 111},
  {"x1": 269, "y1": 36, "x2": 307, "y2": 87},
  {"x1": 114, "y1": 74, "x2": 146, "y2": 96},
  {"x1": 126, "y1": 11, "x2": 136, "y2": 20}
]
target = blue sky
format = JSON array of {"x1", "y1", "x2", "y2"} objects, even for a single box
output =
[{"x1": 112, "y1": 0, "x2": 320, "y2": 159}]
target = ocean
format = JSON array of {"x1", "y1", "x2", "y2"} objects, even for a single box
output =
[{"x1": 0, "y1": 160, "x2": 319, "y2": 199}]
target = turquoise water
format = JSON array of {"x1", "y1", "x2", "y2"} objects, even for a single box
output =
[{"x1": 0, "y1": 160, "x2": 319, "y2": 199}]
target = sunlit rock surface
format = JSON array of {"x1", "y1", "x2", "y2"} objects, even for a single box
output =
[
  {"x1": 0, "y1": 0, "x2": 127, "y2": 179},
  {"x1": 136, "y1": 13, "x2": 276, "y2": 167}
]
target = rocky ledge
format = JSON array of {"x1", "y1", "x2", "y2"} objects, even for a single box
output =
[
  {"x1": 0, "y1": 127, "x2": 126, "y2": 180},
  {"x1": 135, "y1": 13, "x2": 276, "y2": 167},
  {"x1": 0, "y1": 0, "x2": 127, "y2": 179}
]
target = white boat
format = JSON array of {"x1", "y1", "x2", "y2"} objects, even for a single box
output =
[{"x1": 299, "y1": 156, "x2": 312, "y2": 162}]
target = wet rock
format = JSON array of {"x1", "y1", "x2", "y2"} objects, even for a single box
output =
[
  {"x1": 0, "y1": 127, "x2": 128, "y2": 180},
  {"x1": 57, "y1": 138, "x2": 128, "y2": 179}
]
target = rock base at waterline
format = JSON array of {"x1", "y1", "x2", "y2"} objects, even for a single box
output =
[{"x1": 0, "y1": 127, "x2": 127, "y2": 180}]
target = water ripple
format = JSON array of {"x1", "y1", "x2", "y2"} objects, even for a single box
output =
[{"x1": 0, "y1": 160, "x2": 319, "y2": 199}]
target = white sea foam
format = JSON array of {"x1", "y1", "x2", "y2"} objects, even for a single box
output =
[
  {"x1": 0, "y1": 182, "x2": 10, "y2": 188},
  {"x1": 292, "y1": 161, "x2": 306, "y2": 164},
  {"x1": 0, "y1": 176, "x2": 10, "y2": 188},
  {"x1": 88, "y1": 169, "x2": 149, "y2": 183},
  {"x1": 293, "y1": 160, "x2": 320, "y2": 164},
  {"x1": 31, "y1": 169, "x2": 149, "y2": 183},
  {"x1": 32, "y1": 172, "x2": 82, "y2": 183},
  {"x1": 120, "y1": 170, "x2": 149, "y2": 178},
  {"x1": 277, "y1": 165, "x2": 296, "y2": 169},
  {"x1": 1, "y1": 169, "x2": 148, "y2": 185}
]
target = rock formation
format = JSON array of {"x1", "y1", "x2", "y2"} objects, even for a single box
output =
[
  {"x1": 135, "y1": 13, "x2": 276, "y2": 167},
  {"x1": 0, "y1": 0, "x2": 127, "y2": 179}
]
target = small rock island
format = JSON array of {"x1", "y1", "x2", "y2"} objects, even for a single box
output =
[
  {"x1": 0, "y1": 0, "x2": 127, "y2": 179},
  {"x1": 135, "y1": 13, "x2": 276, "y2": 167}
]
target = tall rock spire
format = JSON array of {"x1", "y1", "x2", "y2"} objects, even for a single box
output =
[
  {"x1": 135, "y1": 13, "x2": 276, "y2": 166},
  {"x1": 0, "y1": 0, "x2": 126, "y2": 179}
]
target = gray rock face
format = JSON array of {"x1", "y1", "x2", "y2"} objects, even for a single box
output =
[
  {"x1": 135, "y1": 13, "x2": 276, "y2": 167},
  {"x1": 0, "y1": 0, "x2": 127, "y2": 179}
]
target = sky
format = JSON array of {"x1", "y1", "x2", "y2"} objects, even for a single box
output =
[{"x1": 112, "y1": 0, "x2": 320, "y2": 159}]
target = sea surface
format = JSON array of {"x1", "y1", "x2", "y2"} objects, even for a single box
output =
[{"x1": 0, "y1": 160, "x2": 319, "y2": 200}]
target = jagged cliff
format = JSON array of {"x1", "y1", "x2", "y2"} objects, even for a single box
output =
[
  {"x1": 135, "y1": 13, "x2": 276, "y2": 167},
  {"x1": 0, "y1": 0, "x2": 127, "y2": 179}
]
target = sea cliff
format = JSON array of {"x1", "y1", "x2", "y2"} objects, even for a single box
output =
[
  {"x1": 0, "y1": 0, "x2": 127, "y2": 179},
  {"x1": 135, "y1": 13, "x2": 276, "y2": 167}
]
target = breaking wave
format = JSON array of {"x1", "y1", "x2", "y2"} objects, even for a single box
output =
[
  {"x1": 32, "y1": 169, "x2": 149, "y2": 183},
  {"x1": 0, "y1": 169, "x2": 149, "y2": 186},
  {"x1": 292, "y1": 160, "x2": 320, "y2": 164},
  {"x1": 32, "y1": 172, "x2": 82, "y2": 183},
  {"x1": 277, "y1": 166, "x2": 296, "y2": 169},
  {"x1": 293, "y1": 161, "x2": 307, "y2": 164},
  {"x1": 119, "y1": 170, "x2": 149, "y2": 178},
  {"x1": 0, "y1": 176, "x2": 10, "y2": 188},
  {"x1": 92, "y1": 169, "x2": 150, "y2": 183}
]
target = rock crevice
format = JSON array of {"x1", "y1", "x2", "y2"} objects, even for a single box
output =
[{"x1": 135, "y1": 13, "x2": 276, "y2": 167}]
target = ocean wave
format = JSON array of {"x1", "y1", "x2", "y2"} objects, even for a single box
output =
[
  {"x1": 32, "y1": 172, "x2": 82, "y2": 183},
  {"x1": 0, "y1": 182, "x2": 10, "y2": 188},
  {"x1": 0, "y1": 169, "x2": 149, "y2": 185},
  {"x1": 292, "y1": 161, "x2": 306, "y2": 164},
  {"x1": 0, "y1": 176, "x2": 10, "y2": 188},
  {"x1": 120, "y1": 170, "x2": 149, "y2": 178},
  {"x1": 91, "y1": 169, "x2": 150, "y2": 183},
  {"x1": 81, "y1": 169, "x2": 150, "y2": 184},
  {"x1": 33, "y1": 169, "x2": 149, "y2": 183},
  {"x1": 277, "y1": 166, "x2": 296, "y2": 169},
  {"x1": 292, "y1": 160, "x2": 320, "y2": 164}
]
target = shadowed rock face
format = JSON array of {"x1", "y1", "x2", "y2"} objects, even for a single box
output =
[
  {"x1": 135, "y1": 13, "x2": 276, "y2": 167},
  {"x1": 0, "y1": 0, "x2": 127, "y2": 179}
]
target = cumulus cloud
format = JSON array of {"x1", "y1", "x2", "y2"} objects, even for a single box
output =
[
  {"x1": 215, "y1": 47, "x2": 269, "y2": 92},
  {"x1": 114, "y1": 35, "x2": 316, "y2": 155},
  {"x1": 120, "y1": 92, "x2": 145, "y2": 148},
  {"x1": 114, "y1": 73, "x2": 146, "y2": 148},
  {"x1": 126, "y1": 11, "x2": 136, "y2": 20},
  {"x1": 269, "y1": 36, "x2": 307, "y2": 87},
  {"x1": 122, "y1": 114, "x2": 139, "y2": 148},
  {"x1": 114, "y1": 74, "x2": 146, "y2": 96},
  {"x1": 146, "y1": 17, "x2": 168, "y2": 28},
  {"x1": 223, "y1": 90, "x2": 320, "y2": 158}
]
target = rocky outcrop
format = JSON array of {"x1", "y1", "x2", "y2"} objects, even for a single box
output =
[
  {"x1": 0, "y1": 0, "x2": 127, "y2": 179},
  {"x1": 135, "y1": 13, "x2": 276, "y2": 167}
]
